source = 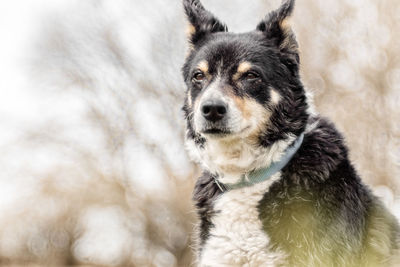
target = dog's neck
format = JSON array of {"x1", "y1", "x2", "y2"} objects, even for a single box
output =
[{"x1": 200, "y1": 134, "x2": 298, "y2": 185}]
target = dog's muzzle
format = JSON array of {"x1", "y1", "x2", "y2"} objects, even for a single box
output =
[
  {"x1": 201, "y1": 100, "x2": 228, "y2": 122},
  {"x1": 195, "y1": 97, "x2": 233, "y2": 136}
]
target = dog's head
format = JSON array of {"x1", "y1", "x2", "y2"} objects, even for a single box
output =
[{"x1": 182, "y1": 0, "x2": 309, "y2": 149}]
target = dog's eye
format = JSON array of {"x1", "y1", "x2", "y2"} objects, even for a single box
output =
[
  {"x1": 242, "y1": 71, "x2": 260, "y2": 81},
  {"x1": 192, "y1": 71, "x2": 205, "y2": 82}
]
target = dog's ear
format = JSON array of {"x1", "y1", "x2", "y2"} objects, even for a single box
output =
[
  {"x1": 183, "y1": 0, "x2": 228, "y2": 47},
  {"x1": 256, "y1": 0, "x2": 299, "y2": 65}
]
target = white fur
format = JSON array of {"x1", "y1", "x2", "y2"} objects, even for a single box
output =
[
  {"x1": 199, "y1": 173, "x2": 286, "y2": 267},
  {"x1": 187, "y1": 134, "x2": 295, "y2": 266},
  {"x1": 185, "y1": 136, "x2": 204, "y2": 164},
  {"x1": 201, "y1": 135, "x2": 295, "y2": 184},
  {"x1": 269, "y1": 88, "x2": 281, "y2": 105}
]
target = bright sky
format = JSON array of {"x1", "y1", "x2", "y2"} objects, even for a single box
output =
[{"x1": 0, "y1": 0, "x2": 75, "y2": 143}]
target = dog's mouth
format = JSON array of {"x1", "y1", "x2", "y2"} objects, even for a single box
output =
[
  {"x1": 201, "y1": 125, "x2": 252, "y2": 138},
  {"x1": 202, "y1": 128, "x2": 231, "y2": 137}
]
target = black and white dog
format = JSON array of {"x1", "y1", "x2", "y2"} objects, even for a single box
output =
[{"x1": 182, "y1": 0, "x2": 400, "y2": 266}]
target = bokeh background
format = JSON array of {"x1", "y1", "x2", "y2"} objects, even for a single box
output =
[{"x1": 0, "y1": 0, "x2": 399, "y2": 266}]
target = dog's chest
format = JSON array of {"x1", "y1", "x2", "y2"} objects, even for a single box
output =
[{"x1": 199, "y1": 176, "x2": 285, "y2": 267}]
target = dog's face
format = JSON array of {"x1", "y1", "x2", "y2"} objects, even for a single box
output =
[
  {"x1": 183, "y1": 0, "x2": 308, "y2": 149},
  {"x1": 186, "y1": 33, "x2": 282, "y2": 140}
]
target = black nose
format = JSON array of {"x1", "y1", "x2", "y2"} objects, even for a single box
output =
[{"x1": 201, "y1": 100, "x2": 227, "y2": 122}]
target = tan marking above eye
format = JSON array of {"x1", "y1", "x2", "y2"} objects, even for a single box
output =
[
  {"x1": 237, "y1": 62, "x2": 252, "y2": 73},
  {"x1": 233, "y1": 61, "x2": 253, "y2": 81},
  {"x1": 197, "y1": 60, "x2": 209, "y2": 74}
]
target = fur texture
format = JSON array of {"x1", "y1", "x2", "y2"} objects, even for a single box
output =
[
  {"x1": 0, "y1": 0, "x2": 399, "y2": 266},
  {"x1": 182, "y1": 0, "x2": 400, "y2": 266}
]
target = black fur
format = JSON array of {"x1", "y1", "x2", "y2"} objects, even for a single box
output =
[
  {"x1": 192, "y1": 172, "x2": 221, "y2": 250},
  {"x1": 183, "y1": 0, "x2": 228, "y2": 46},
  {"x1": 257, "y1": 0, "x2": 299, "y2": 69},
  {"x1": 183, "y1": 0, "x2": 400, "y2": 265},
  {"x1": 258, "y1": 118, "x2": 374, "y2": 265}
]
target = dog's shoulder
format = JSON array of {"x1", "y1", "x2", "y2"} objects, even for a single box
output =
[
  {"x1": 258, "y1": 115, "x2": 400, "y2": 266},
  {"x1": 363, "y1": 198, "x2": 400, "y2": 265}
]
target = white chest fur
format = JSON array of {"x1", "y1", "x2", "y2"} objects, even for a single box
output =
[{"x1": 199, "y1": 174, "x2": 285, "y2": 267}]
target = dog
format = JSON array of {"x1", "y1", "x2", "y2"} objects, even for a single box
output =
[{"x1": 181, "y1": 0, "x2": 400, "y2": 266}]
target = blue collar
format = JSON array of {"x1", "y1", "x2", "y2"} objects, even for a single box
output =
[{"x1": 214, "y1": 134, "x2": 304, "y2": 192}]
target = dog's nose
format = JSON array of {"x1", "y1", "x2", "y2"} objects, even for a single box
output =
[{"x1": 201, "y1": 100, "x2": 227, "y2": 122}]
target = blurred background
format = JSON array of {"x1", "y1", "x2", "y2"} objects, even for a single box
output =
[{"x1": 0, "y1": 0, "x2": 399, "y2": 266}]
